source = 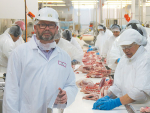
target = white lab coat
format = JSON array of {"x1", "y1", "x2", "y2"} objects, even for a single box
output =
[
  {"x1": 108, "y1": 36, "x2": 124, "y2": 70},
  {"x1": 70, "y1": 38, "x2": 83, "y2": 54},
  {"x1": 3, "y1": 37, "x2": 78, "y2": 113},
  {"x1": 95, "y1": 29, "x2": 113, "y2": 56},
  {"x1": 4, "y1": 28, "x2": 24, "y2": 47},
  {"x1": 0, "y1": 33, "x2": 16, "y2": 73},
  {"x1": 102, "y1": 35, "x2": 116, "y2": 64},
  {"x1": 109, "y1": 46, "x2": 150, "y2": 103},
  {"x1": 57, "y1": 38, "x2": 83, "y2": 63}
]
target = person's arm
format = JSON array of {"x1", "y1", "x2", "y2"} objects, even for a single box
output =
[
  {"x1": 120, "y1": 94, "x2": 135, "y2": 105},
  {"x1": 3, "y1": 49, "x2": 21, "y2": 113},
  {"x1": 63, "y1": 66, "x2": 78, "y2": 107},
  {"x1": 2, "y1": 39, "x2": 15, "y2": 59}
]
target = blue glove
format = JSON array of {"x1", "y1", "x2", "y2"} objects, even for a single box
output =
[
  {"x1": 94, "y1": 98, "x2": 122, "y2": 110},
  {"x1": 88, "y1": 45, "x2": 92, "y2": 48},
  {"x1": 117, "y1": 58, "x2": 120, "y2": 63},
  {"x1": 93, "y1": 96, "x2": 110, "y2": 109},
  {"x1": 87, "y1": 48, "x2": 93, "y2": 53},
  {"x1": 71, "y1": 60, "x2": 79, "y2": 65},
  {"x1": 96, "y1": 52, "x2": 100, "y2": 55}
]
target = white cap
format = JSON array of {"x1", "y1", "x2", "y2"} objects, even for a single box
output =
[
  {"x1": 118, "y1": 29, "x2": 147, "y2": 46},
  {"x1": 98, "y1": 26, "x2": 103, "y2": 30},
  {"x1": 35, "y1": 7, "x2": 59, "y2": 24}
]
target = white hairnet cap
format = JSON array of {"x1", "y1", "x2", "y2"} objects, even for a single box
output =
[
  {"x1": 98, "y1": 26, "x2": 103, "y2": 30},
  {"x1": 127, "y1": 20, "x2": 141, "y2": 25},
  {"x1": 118, "y1": 29, "x2": 147, "y2": 46},
  {"x1": 111, "y1": 25, "x2": 121, "y2": 32},
  {"x1": 127, "y1": 24, "x2": 147, "y2": 39}
]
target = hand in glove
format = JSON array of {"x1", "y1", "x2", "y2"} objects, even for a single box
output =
[
  {"x1": 71, "y1": 60, "x2": 79, "y2": 65},
  {"x1": 117, "y1": 58, "x2": 120, "y2": 63},
  {"x1": 87, "y1": 48, "x2": 93, "y2": 53},
  {"x1": 93, "y1": 96, "x2": 110, "y2": 109},
  {"x1": 94, "y1": 98, "x2": 122, "y2": 110}
]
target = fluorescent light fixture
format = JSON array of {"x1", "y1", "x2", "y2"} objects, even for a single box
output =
[
  {"x1": 43, "y1": 4, "x2": 66, "y2": 6},
  {"x1": 38, "y1": 1, "x2": 64, "y2": 3},
  {"x1": 103, "y1": 5, "x2": 126, "y2": 8},
  {"x1": 72, "y1": 3, "x2": 97, "y2": 5},
  {"x1": 73, "y1": 4, "x2": 94, "y2": 9},
  {"x1": 71, "y1": 1, "x2": 99, "y2": 3},
  {"x1": 105, "y1": 1, "x2": 131, "y2": 3}
]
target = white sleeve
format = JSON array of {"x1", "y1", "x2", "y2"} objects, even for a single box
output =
[
  {"x1": 63, "y1": 63, "x2": 78, "y2": 107},
  {"x1": 3, "y1": 50, "x2": 21, "y2": 113},
  {"x1": 101, "y1": 38, "x2": 109, "y2": 57},
  {"x1": 71, "y1": 38, "x2": 83, "y2": 54},
  {"x1": 108, "y1": 40, "x2": 124, "y2": 69},
  {"x1": 2, "y1": 39, "x2": 15, "y2": 59},
  {"x1": 128, "y1": 59, "x2": 150, "y2": 102}
]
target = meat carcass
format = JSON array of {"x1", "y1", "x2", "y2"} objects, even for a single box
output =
[
  {"x1": 82, "y1": 93, "x2": 99, "y2": 101},
  {"x1": 76, "y1": 79, "x2": 94, "y2": 88},
  {"x1": 140, "y1": 107, "x2": 150, "y2": 113}
]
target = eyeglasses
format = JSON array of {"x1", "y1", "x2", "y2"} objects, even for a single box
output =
[
  {"x1": 37, "y1": 23, "x2": 56, "y2": 29},
  {"x1": 121, "y1": 42, "x2": 136, "y2": 50}
]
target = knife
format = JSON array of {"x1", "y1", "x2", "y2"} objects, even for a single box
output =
[{"x1": 124, "y1": 104, "x2": 136, "y2": 113}]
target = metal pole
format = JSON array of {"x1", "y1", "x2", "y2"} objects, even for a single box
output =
[
  {"x1": 25, "y1": 0, "x2": 27, "y2": 42},
  {"x1": 139, "y1": 0, "x2": 140, "y2": 21},
  {"x1": 121, "y1": 0, "x2": 122, "y2": 27}
]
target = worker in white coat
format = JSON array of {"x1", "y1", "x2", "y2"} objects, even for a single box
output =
[
  {"x1": 87, "y1": 24, "x2": 113, "y2": 56},
  {"x1": 93, "y1": 29, "x2": 150, "y2": 110},
  {"x1": 0, "y1": 25, "x2": 22, "y2": 73},
  {"x1": 102, "y1": 24, "x2": 121, "y2": 65},
  {"x1": 62, "y1": 29, "x2": 83, "y2": 54},
  {"x1": 55, "y1": 30, "x2": 83, "y2": 65},
  {"x1": 4, "y1": 20, "x2": 25, "y2": 47},
  {"x1": 3, "y1": 7, "x2": 78, "y2": 113},
  {"x1": 108, "y1": 20, "x2": 147, "y2": 70}
]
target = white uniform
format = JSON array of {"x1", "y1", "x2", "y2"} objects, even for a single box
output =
[
  {"x1": 57, "y1": 38, "x2": 83, "y2": 63},
  {"x1": 4, "y1": 28, "x2": 24, "y2": 47},
  {"x1": 109, "y1": 46, "x2": 150, "y2": 103},
  {"x1": 95, "y1": 29, "x2": 113, "y2": 56},
  {"x1": 70, "y1": 38, "x2": 83, "y2": 54},
  {"x1": 3, "y1": 37, "x2": 78, "y2": 113},
  {"x1": 102, "y1": 35, "x2": 116, "y2": 64},
  {"x1": 0, "y1": 33, "x2": 16, "y2": 73},
  {"x1": 108, "y1": 36, "x2": 124, "y2": 70}
]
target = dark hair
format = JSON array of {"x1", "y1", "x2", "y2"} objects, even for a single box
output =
[
  {"x1": 66, "y1": 30, "x2": 71, "y2": 41},
  {"x1": 14, "y1": 25, "x2": 20, "y2": 37},
  {"x1": 126, "y1": 23, "x2": 143, "y2": 36},
  {"x1": 99, "y1": 24, "x2": 106, "y2": 31}
]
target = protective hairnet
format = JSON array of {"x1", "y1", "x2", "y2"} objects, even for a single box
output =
[
  {"x1": 111, "y1": 25, "x2": 121, "y2": 31},
  {"x1": 98, "y1": 26, "x2": 103, "y2": 30},
  {"x1": 127, "y1": 24, "x2": 148, "y2": 39},
  {"x1": 118, "y1": 29, "x2": 147, "y2": 46},
  {"x1": 127, "y1": 19, "x2": 141, "y2": 26},
  {"x1": 9, "y1": 26, "x2": 22, "y2": 37},
  {"x1": 13, "y1": 20, "x2": 25, "y2": 31},
  {"x1": 54, "y1": 29, "x2": 62, "y2": 40},
  {"x1": 62, "y1": 29, "x2": 72, "y2": 41}
]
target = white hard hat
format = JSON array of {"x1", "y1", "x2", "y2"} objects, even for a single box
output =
[{"x1": 36, "y1": 7, "x2": 59, "y2": 23}]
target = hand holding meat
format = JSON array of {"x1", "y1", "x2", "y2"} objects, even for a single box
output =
[{"x1": 55, "y1": 88, "x2": 67, "y2": 104}]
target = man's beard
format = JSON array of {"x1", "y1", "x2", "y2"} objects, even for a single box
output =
[{"x1": 37, "y1": 30, "x2": 55, "y2": 41}]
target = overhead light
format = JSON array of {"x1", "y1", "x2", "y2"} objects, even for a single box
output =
[
  {"x1": 43, "y1": 4, "x2": 66, "y2": 6},
  {"x1": 71, "y1": 1, "x2": 99, "y2": 3},
  {"x1": 72, "y1": 3, "x2": 97, "y2": 5},
  {"x1": 73, "y1": 4, "x2": 94, "y2": 9},
  {"x1": 103, "y1": 5, "x2": 126, "y2": 8},
  {"x1": 38, "y1": 1, "x2": 64, "y2": 3}
]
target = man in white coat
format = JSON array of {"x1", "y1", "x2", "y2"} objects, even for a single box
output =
[
  {"x1": 4, "y1": 20, "x2": 25, "y2": 47},
  {"x1": 93, "y1": 29, "x2": 150, "y2": 110},
  {"x1": 87, "y1": 24, "x2": 113, "y2": 56},
  {"x1": 3, "y1": 7, "x2": 78, "y2": 113},
  {"x1": 102, "y1": 24, "x2": 121, "y2": 65},
  {"x1": 0, "y1": 25, "x2": 22, "y2": 73},
  {"x1": 62, "y1": 29, "x2": 83, "y2": 54}
]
